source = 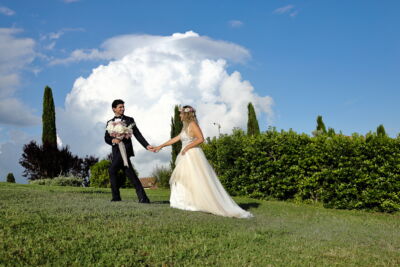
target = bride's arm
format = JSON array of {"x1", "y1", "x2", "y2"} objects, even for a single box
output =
[
  {"x1": 154, "y1": 134, "x2": 181, "y2": 152},
  {"x1": 181, "y1": 121, "x2": 204, "y2": 155}
]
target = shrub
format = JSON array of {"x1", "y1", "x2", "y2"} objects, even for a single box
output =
[
  {"x1": 19, "y1": 140, "x2": 98, "y2": 181},
  {"x1": 29, "y1": 176, "x2": 84, "y2": 187},
  {"x1": 6, "y1": 173, "x2": 16, "y2": 183},
  {"x1": 152, "y1": 165, "x2": 172, "y2": 189},
  {"x1": 29, "y1": 179, "x2": 52, "y2": 186},
  {"x1": 90, "y1": 160, "x2": 112, "y2": 188},
  {"x1": 89, "y1": 160, "x2": 134, "y2": 188},
  {"x1": 202, "y1": 128, "x2": 400, "y2": 212}
]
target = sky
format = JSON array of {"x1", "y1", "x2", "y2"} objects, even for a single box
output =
[{"x1": 0, "y1": 0, "x2": 399, "y2": 183}]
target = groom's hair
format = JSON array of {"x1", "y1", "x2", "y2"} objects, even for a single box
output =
[{"x1": 112, "y1": 99, "x2": 124, "y2": 108}]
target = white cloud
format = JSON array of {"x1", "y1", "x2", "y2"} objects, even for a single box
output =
[
  {"x1": 57, "y1": 31, "x2": 273, "y2": 177},
  {"x1": 50, "y1": 31, "x2": 250, "y2": 65},
  {"x1": 40, "y1": 28, "x2": 85, "y2": 51},
  {"x1": 0, "y1": 6, "x2": 15, "y2": 16},
  {"x1": 49, "y1": 48, "x2": 104, "y2": 65},
  {"x1": 0, "y1": 98, "x2": 40, "y2": 126},
  {"x1": 274, "y1": 5, "x2": 295, "y2": 14},
  {"x1": 41, "y1": 28, "x2": 85, "y2": 41},
  {"x1": 229, "y1": 20, "x2": 244, "y2": 28},
  {"x1": 0, "y1": 28, "x2": 40, "y2": 126},
  {"x1": 45, "y1": 41, "x2": 56, "y2": 50},
  {"x1": 0, "y1": 28, "x2": 35, "y2": 95},
  {"x1": 290, "y1": 11, "x2": 299, "y2": 18},
  {"x1": 57, "y1": 134, "x2": 63, "y2": 148}
]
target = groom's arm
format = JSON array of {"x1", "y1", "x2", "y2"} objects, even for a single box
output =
[
  {"x1": 105, "y1": 121, "x2": 114, "y2": 146},
  {"x1": 130, "y1": 118, "x2": 150, "y2": 149},
  {"x1": 105, "y1": 131, "x2": 114, "y2": 146}
]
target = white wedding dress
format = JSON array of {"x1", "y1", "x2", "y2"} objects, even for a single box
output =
[{"x1": 169, "y1": 128, "x2": 253, "y2": 218}]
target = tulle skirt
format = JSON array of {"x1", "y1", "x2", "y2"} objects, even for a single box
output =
[{"x1": 169, "y1": 147, "x2": 253, "y2": 218}]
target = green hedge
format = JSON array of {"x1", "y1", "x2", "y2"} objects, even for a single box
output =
[
  {"x1": 29, "y1": 176, "x2": 84, "y2": 187},
  {"x1": 202, "y1": 128, "x2": 400, "y2": 212}
]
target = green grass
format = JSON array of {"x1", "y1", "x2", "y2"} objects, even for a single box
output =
[{"x1": 1, "y1": 182, "x2": 399, "y2": 266}]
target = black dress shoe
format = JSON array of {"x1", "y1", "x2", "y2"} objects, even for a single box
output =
[
  {"x1": 111, "y1": 199, "x2": 122, "y2": 202},
  {"x1": 139, "y1": 198, "x2": 150, "y2": 204}
]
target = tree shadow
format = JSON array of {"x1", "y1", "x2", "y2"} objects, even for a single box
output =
[{"x1": 239, "y1": 202, "x2": 260, "y2": 210}]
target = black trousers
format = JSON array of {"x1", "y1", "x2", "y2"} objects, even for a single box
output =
[{"x1": 109, "y1": 152, "x2": 149, "y2": 202}]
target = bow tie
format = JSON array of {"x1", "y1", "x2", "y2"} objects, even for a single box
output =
[{"x1": 114, "y1": 116, "x2": 123, "y2": 119}]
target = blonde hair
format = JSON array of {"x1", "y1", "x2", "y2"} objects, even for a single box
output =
[{"x1": 180, "y1": 105, "x2": 198, "y2": 133}]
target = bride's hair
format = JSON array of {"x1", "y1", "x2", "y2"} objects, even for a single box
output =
[{"x1": 180, "y1": 105, "x2": 197, "y2": 125}]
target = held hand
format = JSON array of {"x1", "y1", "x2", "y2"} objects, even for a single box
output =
[
  {"x1": 153, "y1": 146, "x2": 162, "y2": 153},
  {"x1": 146, "y1": 145, "x2": 155, "y2": 152},
  {"x1": 112, "y1": 138, "x2": 121, "y2": 144}
]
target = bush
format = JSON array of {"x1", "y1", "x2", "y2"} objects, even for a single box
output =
[
  {"x1": 19, "y1": 140, "x2": 98, "y2": 181},
  {"x1": 152, "y1": 165, "x2": 172, "y2": 189},
  {"x1": 202, "y1": 128, "x2": 400, "y2": 212},
  {"x1": 29, "y1": 176, "x2": 84, "y2": 187},
  {"x1": 90, "y1": 160, "x2": 112, "y2": 188},
  {"x1": 89, "y1": 160, "x2": 135, "y2": 188},
  {"x1": 29, "y1": 179, "x2": 52, "y2": 186},
  {"x1": 6, "y1": 173, "x2": 16, "y2": 183}
]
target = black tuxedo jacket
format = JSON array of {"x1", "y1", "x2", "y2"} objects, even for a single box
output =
[{"x1": 104, "y1": 115, "x2": 149, "y2": 158}]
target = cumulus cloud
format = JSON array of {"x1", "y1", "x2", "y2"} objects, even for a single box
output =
[
  {"x1": 229, "y1": 20, "x2": 244, "y2": 28},
  {"x1": 0, "y1": 28, "x2": 40, "y2": 126},
  {"x1": 50, "y1": 31, "x2": 250, "y2": 65},
  {"x1": 57, "y1": 31, "x2": 273, "y2": 176},
  {"x1": 57, "y1": 134, "x2": 63, "y2": 148},
  {"x1": 0, "y1": 6, "x2": 15, "y2": 16}
]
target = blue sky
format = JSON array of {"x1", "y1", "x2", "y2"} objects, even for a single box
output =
[{"x1": 1, "y1": 0, "x2": 399, "y2": 182}]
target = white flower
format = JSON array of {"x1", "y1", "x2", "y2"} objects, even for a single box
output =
[{"x1": 106, "y1": 121, "x2": 133, "y2": 139}]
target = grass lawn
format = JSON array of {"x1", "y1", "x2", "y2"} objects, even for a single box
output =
[{"x1": 1, "y1": 182, "x2": 399, "y2": 266}]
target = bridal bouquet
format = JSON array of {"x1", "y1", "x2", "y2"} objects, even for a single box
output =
[{"x1": 106, "y1": 120, "x2": 134, "y2": 167}]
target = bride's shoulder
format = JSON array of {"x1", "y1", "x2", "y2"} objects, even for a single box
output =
[
  {"x1": 188, "y1": 121, "x2": 202, "y2": 134},
  {"x1": 188, "y1": 121, "x2": 200, "y2": 128}
]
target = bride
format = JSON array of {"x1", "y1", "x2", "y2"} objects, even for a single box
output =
[{"x1": 154, "y1": 105, "x2": 253, "y2": 218}]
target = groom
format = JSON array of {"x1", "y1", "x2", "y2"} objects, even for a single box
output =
[{"x1": 104, "y1": 99, "x2": 154, "y2": 203}]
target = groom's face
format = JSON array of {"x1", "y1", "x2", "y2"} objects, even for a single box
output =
[{"x1": 113, "y1": 104, "x2": 125, "y2": 116}]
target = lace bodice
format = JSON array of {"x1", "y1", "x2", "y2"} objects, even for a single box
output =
[{"x1": 180, "y1": 128, "x2": 196, "y2": 147}]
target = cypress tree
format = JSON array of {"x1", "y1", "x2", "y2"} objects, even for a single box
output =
[
  {"x1": 327, "y1": 127, "x2": 336, "y2": 137},
  {"x1": 6, "y1": 173, "x2": 16, "y2": 183},
  {"x1": 170, "y1": 105, "x2": 183, "y2": 169},
  {"x1": 247, "y1": 102, "x2": 260, "y2": 136},
  {"x1": 42, "y1": 86, "x2": 57, "y2": 147},
  {"x1": 377, "y1": 124, "x2": 386, "y2": 137},
  {"x1": 316, "y1": 115, "x2": 327, "y2": 134}
]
